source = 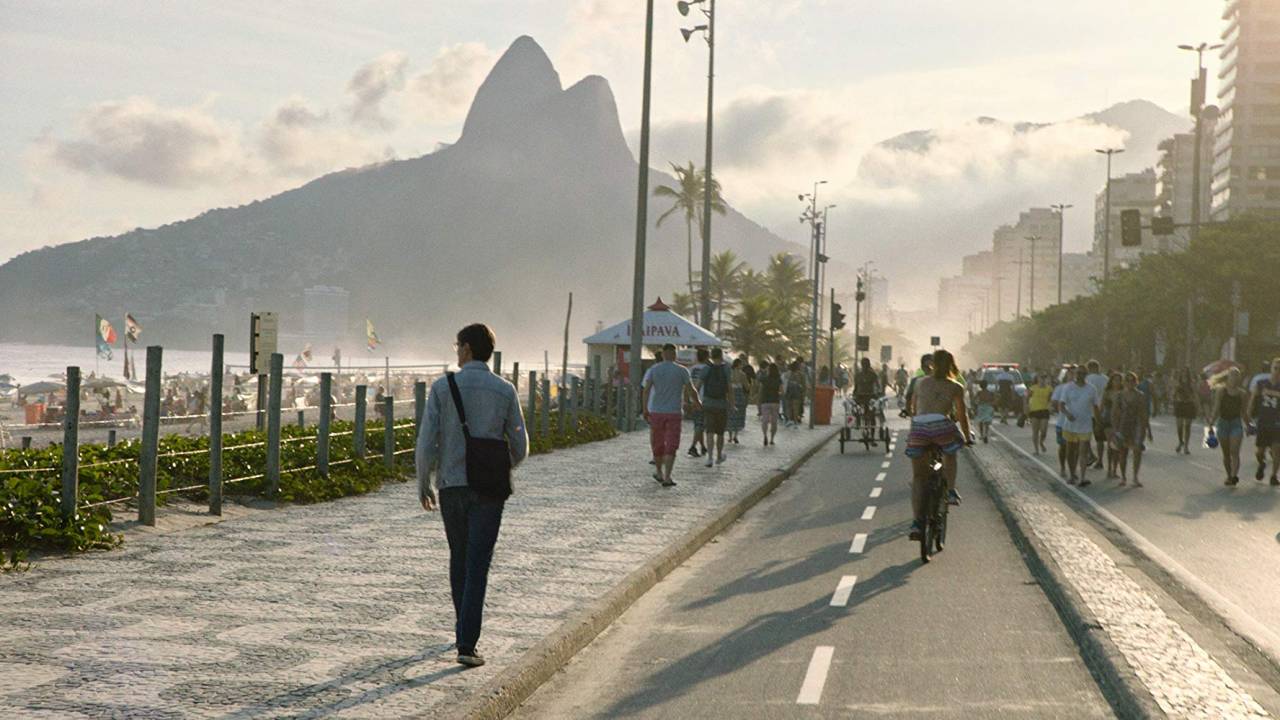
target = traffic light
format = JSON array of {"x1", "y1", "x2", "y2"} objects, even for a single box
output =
[
  {"x1": 1120, "y1": 209, "x2": 1142, "y2": 247},
  {"x1": 831, "y1": 301, "x2": 846, "y2": 330},
  {"x1": 855, "y1": 277, "x2": 866, "y2": 302},
  {"x1": 1152, "y1": 216, "x2": 1175, "y2": 236}
]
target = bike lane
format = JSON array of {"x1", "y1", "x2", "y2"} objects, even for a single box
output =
[{"x1": 514, "y1": 424, "x2": 1111, "y2": 718}]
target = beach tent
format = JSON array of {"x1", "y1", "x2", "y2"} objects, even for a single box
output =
[{"x1": 583, "y1": 298, "x2": 722, "y2": 378}]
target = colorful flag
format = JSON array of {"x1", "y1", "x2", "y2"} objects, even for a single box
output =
[
  {"x1": 95, "y1": 315, "x2": 116, "y2": 360},
  {"x1": 366, "y1": 319, "x2": 381, "y2": 352},
  {"x1": 125, "y1": 313, "x2": 142, "y2": 343}
]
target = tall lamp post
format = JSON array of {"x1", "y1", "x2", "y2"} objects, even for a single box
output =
[
  {"x1": 627, "y1": 0, "x2": 657, "y2": 431},
  {"x1": 1095, "y1": 148, "x2": 1125, "y2": 284},
  {"x1": 1024, "y1": 235, "x2": 1040, "y2": 314},
  {"x1": 818, "y1": 204, "x2": 836, "y2": 328},
  {"x1": 679, "y1": 0, "x2": 716, "y2": 329},
  {"x1": 1049, "y1": 203, "x2": 1072, "y2": 305},
  {"x1": 1178, "y1": 41, "x2": 1222, "y2": 243}
]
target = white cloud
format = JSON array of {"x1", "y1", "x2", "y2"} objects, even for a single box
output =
[
  {"x1": 43, "y1": 96, "x2": 246, "y2": 187},
  {"x1": 258, "y1": 96, "x2": 390, "y2": 176},
  {"x1": 346, "y1": 51, "x2": 408, "y2": 130},
  {"x1": 407, "y1": 42, "x2": 496, "y2": 124}
]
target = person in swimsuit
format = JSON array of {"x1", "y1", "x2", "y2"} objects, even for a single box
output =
[
  {"x1": 904, "y1": 349, "x2": 973, "y2": 541},
  {"x1": 1111, "y1": 371, "x2": 1152, "y2": 486},
  {"x1": 1172, "y1": 367, "x2": 1198, "y2": 455},
  {"x1": 1211, "y1": 367, "x2": 1250, "y2": 486}
]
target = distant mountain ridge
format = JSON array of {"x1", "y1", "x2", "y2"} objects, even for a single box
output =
[{"x1": 0, "y1": 36, "x2": 801, "y2": 356}]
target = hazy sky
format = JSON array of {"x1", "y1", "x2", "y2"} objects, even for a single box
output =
[{"x1": 1, "y1": 0, "x2": 1224, "y2": 285}]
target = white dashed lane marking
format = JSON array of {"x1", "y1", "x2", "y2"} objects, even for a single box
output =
[
  {"x1": 861, "y1": 506, "x2": 876, "y2": 520},
  {"x1": 874, "y1": 472, "x2": 886, "y2": 482},
  {"x1": 830, "y1": 575, "x2": 858, "y2": 607},
  {"x1": 880, "y1": 461, "x2": 891, "y2": 469},
  {"x1": 849, "y1": 533, "x2": 867, "y2": 554},
  {"x1": 797, "y1": 646, "x2": 834, "y2": 705},
  {"x1": 869, "y1": 487, "x2": 882, "y2": 498}
]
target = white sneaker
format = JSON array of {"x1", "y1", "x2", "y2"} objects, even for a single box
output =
[{"x1": 705, "y1": 456, "x2": 713, "y2": 468}]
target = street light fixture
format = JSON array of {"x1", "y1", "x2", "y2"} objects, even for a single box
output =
[
  {"x1": 799, "y1": 183, "x2": 827, "y2": 430},
  {"x1": 1049, "y1": 203, "x2": 1072, "y2": 305},
  {"x1": 1178, "y1": 41, "x2": 1223, "y2": 243},
  {"x1": 1095, "y1": 148, "x2": 1125, "y2": 283},
  {"x1": 678, "y1": 0, "x2": 717, "y2": 330}
]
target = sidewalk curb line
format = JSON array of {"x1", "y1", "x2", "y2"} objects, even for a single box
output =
[
  {"x1": 968, "y1": 446, "x2": 1163, "y2": 720},
  {"x1": 447, "y1": 428, "x2": 839, "y2": 720},
  {"x1": 991, "y1": 428, "x2": 1280, "y2": 678}
]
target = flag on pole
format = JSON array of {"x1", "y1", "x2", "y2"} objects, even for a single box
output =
[
  {"x1": 95, "y1": 315, "x2": 116, "y2": 360},
  {"x1": 125, "y1": 313, "x2": 142, "y2": 343},
  {"x1": 123, "y1": 352, "x2": 131, "y2": 380},
  {"x1": 366, "y1": 319, "x2": 381, "y2": 352}
]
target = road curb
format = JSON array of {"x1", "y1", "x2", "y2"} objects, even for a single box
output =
[
  {"x1": 967, "y1": 446, "x2": 1164, "y2": 720},
  {"x1": 446, "y1": 428, "x2": 839, "y2": 720}
]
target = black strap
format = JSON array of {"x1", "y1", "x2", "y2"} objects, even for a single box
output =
[{"x1": 445, "y1": 372, "x2": 472, "y2": 441}]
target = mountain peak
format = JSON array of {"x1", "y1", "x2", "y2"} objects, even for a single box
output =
[{"x1": 460, "y1": 36, "x2": 562, "y2": 143}]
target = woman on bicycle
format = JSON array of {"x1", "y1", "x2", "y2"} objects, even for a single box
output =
[{"x1": 905, "y1": 349, "x2": 972, "y2": 541}]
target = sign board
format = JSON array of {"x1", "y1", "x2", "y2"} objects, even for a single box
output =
[
  {"x1": 856, "y1": 335, "x2": 870, "y2": 352},
  {"x1": 1236, "y1": 311, "x2": 1249, "y2": 337},
  {"x1": 880, "y1": 345, "x2": 892, "y2": 363},
  {"x1": 930, "y1": 336, "x2": 941, "y2": 347},
  {"x1": 250, "y1": 311, "x2": 278, "y2": 375}
]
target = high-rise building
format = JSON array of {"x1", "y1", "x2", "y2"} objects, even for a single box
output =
[
  {"x1": 993, "y1": 208, "x2": 1061, "y2": 320},
  {"x1": 1211, "y1": 0, "x2": 1280, "y2": 220},
  {"x1": 1094, "y1": 169, "x2": 1158, "y2": 269},
  {"x1": 1156, "y1": 110, "x2": 1219, "y2": 252}
]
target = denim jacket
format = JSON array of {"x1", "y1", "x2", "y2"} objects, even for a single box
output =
[{"x1": 415, "y1": 361, "x2": 529, "y2": 501}]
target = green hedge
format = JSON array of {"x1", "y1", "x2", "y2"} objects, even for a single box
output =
[{"x1": 1, "y1": 410, "x2": 617, "y2": 567}]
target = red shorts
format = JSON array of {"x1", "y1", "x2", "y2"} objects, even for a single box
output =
[{"x1": 649, "y1": 413, "x2": 683, "y2": 457}]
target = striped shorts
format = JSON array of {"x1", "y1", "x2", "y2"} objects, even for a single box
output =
[{"x1": 904, "y1": 414, "x2": 965, "y2": 458}]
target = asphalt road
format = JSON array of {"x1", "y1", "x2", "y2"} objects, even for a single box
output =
[
  {"x1": 991, "y1": 414, "x2": 1280, "y2": 655},
  {"x1": 514, "y1": 424, "x2": 1112, "y2": 718}
]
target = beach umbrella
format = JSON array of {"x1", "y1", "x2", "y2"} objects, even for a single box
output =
[
  {"x1": 18, "y1": 381, "x2": 66, "y2": 396},
  {"x1": 83, "y1": 377, "x2": 127, "y2": 390}
]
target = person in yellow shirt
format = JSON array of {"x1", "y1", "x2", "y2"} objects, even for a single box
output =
[{"x1": 1026, "y1": 371, "x2": 1055, "y2": 455}]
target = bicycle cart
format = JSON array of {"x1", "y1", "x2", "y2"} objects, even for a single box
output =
[{"x1": 839, "y1": 396, "x2": 891, "y2": 453}]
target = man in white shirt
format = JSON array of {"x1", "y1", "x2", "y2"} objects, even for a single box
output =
[
  {"x1": 1050, "y1": 367, "x2": 1076, "y2": 477},
  {"x1": 1083, "y1": 360, "x2": 1108, "y2": 467},
  {"x1": 1058, "y1": 366, "x2": 1101, "y2": 487}
]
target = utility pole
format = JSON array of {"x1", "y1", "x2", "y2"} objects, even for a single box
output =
[
  {"x1": 1012, "y1": 251, "x2": 1029, "y2": 319},
  {"x1": 1096, "y1": 148, "x2": 1125, "y2": 284},
  {"x1": 993, "y1": 275, "x2": 1004, "y2": 323},
  {"x1": 1179, "y1": 42, "x2": 1222, "y2": 244},
  {"x1": 1050, "y1": 203, "x2": 1072, "y2": 305},
  {"x1": 807, "y1": 216, "x2": 823, "y2": 430},
  {"x1": 1025, "y1": 235, "x2": 1040, "y2": 314},
  {"x1": 627, "y1": 0, "x2": 656, "y2": 432}
]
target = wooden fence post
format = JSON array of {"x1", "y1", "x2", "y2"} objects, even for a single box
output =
[
  {"x1": 383, "y1": 396, "x2": 395, "y2": 469},
  {"x1": 209, "y1": 334, "x2": 223, "y2": 516},
  {"x1": 527, "y1": 371, "x2": 537, "y2": 436},
  {"x1": 512, "y1": 362, "x2": 520, "y2": 393},
  {"x1": 318, "y1": 372, "x2": 331, "y2": 477},
  {"x1": 296, "y1": 409, "x2": 305, "y2": 427},
  {"x1": 107, "y1": 429, "x2": 117, "y2": 447},
  {"x1": 493, "y1": 351, "x2": 502, "y2": 377},
  {"x1": 558, "y1": 377, "x2": 568, "y2": 436},
  {"x1": 266, "y1": 353, "x2": 283, "y2": 497},
  {"x1": 354, "y1": 385, "x2": 367, "y2": 458},
  {"x1": 569, "y1": 376, "x2": 579, "y2": 435},
  {"x1": 59, "y1": 366, "x2": 80, "y2": 521},
  {"x1": 541, "y1": 376, "x2": 551, "y2": 436},
  {"x1": 21, "y1": 436, "x2": 31, "y2": 450},
  {"x1": 256, "y1": 374, "x2": 266, "y2": 430},
  {"x1": 414, "y1": 381, "x2": 427, "y2": 440},
  {"x1": 139, "y1": 346, "x2": 162, "y2": 526}
]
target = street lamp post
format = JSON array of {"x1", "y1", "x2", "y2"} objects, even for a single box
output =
[
  {"x1": 1025, "y1": 235, "x2": 1040, "y2": 314},
  {"x1": 1178, "y1": 42, "x2": 1223, "y2": 243},
  {"x1": 1050, "y1": 203, "x2": 1072, "y2": 305},
  {"x1": 679, "y1": 0, "x2": 716, "y2": 329},
  {"x1": 808, "y1": 218, "x2": 827, "y2": 430},
  {"x1": 627, "y1": 0, "x2": 657, "y2": 432},
  {"x1": 1095, "y1": 148, "x2": 1125, "y2": 284}
]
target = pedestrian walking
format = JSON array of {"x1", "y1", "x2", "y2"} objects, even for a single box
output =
[
  {"x1": 641, "y1": 343, "x2": 700, "y2": 487},
  {"x1": 974, "y1": 380, "x2": 995, "y2": 444},
  {"x1": 1250, "y1": 358, "x2": 1280, "y2": 485},
  {"x1": 1112, "y1": 371, "x2": 1152, "y2": 486},
  {"x1": 1058, "y1": 366, "x2": 1100, "y2": 486},
  {"x1": 1051, "y1": 366, "x2": 1075, "y2": 476},
  {"x1": 1101, "y1": 372, "x2": 1123, "y2": 479},
  {"x1": 416, "y1": 324, "x2": 529, "y2": 668},
  {"x1": 1210, "y1": 367, "x2": 1250, "y2": 486},
  {"x1": 759, "y1": 363, "x2": 782, "y2": 445},
  {"x1": 1172, "y1": 367, "x2": 1198, "y2": 455},
  {"x1": 700, "y1": 348, "x2": 731, "y2": 466},
  {"x1": 1027, "y1": 372, "x2": 1054, "y2": 454},
  {"x1": 729, "y1": 357, "x2": 750, "y2": 445},
  {"x1": 687, "y1": 349, "x2": 710, "y2": 458},
  {"x1": 1083, "y1": 360, "x2": 1108, "y2": 468},
  {"x1": 785, "y1": 359, "x2": 806, "y2": 427}
]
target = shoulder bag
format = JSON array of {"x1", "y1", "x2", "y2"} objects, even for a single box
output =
[{"x1": 446, "y1": 372, "x2": 513, "y2": 500}]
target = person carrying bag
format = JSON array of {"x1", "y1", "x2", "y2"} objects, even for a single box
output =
[{"x1": 446, "y1": 372, "x2": 512, "y2": 499}]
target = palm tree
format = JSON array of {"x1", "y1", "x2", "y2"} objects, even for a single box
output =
[
  {"x1": 669, "y1": 291, "x2": 698, "y2": 318},
  {"x1": 654, "y1": 162, "x2": 727, "y2": 296},
  {"x1": 699, "y1": 250, "x2": 747, "y2": 334},
  {"x1": 723, "y1": 295, "x2": 783, "y2": 361}
]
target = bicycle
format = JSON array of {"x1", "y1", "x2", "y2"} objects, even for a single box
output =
[{"x1": 918, "y1": 446, "x2": 948, "y2": 563}]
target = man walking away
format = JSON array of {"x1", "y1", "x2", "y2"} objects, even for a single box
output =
[
  {"x1": 1084, "y1": 360, "x2": 1108, "y2": 467},
  {"x1": 642, "y1": 344, "x2": 700, "y2": 486},
  {"x1": 700, "y1": 348, "x2": 731, "y2": 466},
  {"x1": 416, "y1": 324, "x2": 529, "y2": 668}
]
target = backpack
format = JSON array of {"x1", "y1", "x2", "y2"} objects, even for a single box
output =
[{"x1": 702, "y1": 362, "x2": 729, "y2": 400}]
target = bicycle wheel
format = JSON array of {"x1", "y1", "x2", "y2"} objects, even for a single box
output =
[
  {"x1": 926, "y1": 475, "x2": 946, "y2": 557},
  {"x1": 933, "y1": 497, "x2": 948, "y2": 553},
  {"x1": 919, "y1": 480, "x2": 935, "y2": 563}
]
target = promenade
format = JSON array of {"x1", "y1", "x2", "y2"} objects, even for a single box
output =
[{"x1": 0, "y1": 421, "x2": 832, "y2": 719}]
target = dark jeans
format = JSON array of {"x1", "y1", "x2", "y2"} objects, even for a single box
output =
[{"x1": 439, "y1": 487, "x2": 505, "y2": 653}]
